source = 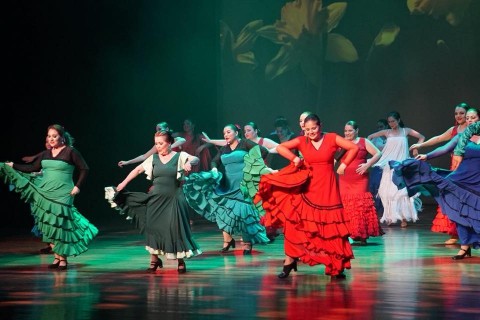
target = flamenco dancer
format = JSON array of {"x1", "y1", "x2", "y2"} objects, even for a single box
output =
[
  {"x1": 338, "y1": 120, "x2": 384, "y2": 245},
  {"x1": 0, "y1": 124, "x2": 98, "y2": 270},
  {"x1": 106, "y1": 130, "x2": 201, "y2": 273},
  {"x1": 409, "y1": 102, "x2": 470, "y2": 244},
  {"x1": 390, "y1": 117, "x2": 480, "y2": 259},
  {"x1": 255, "y1": 114, "x2": 358, "y2": 279},
  {"x1": 183, "y1": 124, "x2": 271, "y2": 254}
]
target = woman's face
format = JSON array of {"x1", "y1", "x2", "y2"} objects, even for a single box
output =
[
  {"x1": 304, "y1": 120, "x2": 321, "y2": 141},
  {"x1": 46, "y1": 129, "x2": 62, "y2": 149},
  {"x1": 275, "y1": 126, "x2": 288, "y2": 139},
  {"x1": 244, "y1": 125, "x2": 257, "y2": 140},
  {"x1": 223, "y1": 126, "x2": 238, "y2": 144},
  {"x1": 299, "y1": 113, "x2": 309, "y2": 131},
  {"x1": 155, "y1": 135, "x2": 171, "y2": 154},
  {"x1": 344, "y1": 124, "x2": 358, "y2": 141},
  {"x1": 387, "y1": 116, "x2": 399, "y2": 129},
  {"x1": 183, "y1": 120, "x2": 194, "y2": 132},
  {"x1": 454, "y1": 107, "x2": 467, "y2": 125},
  {"x1": 466, "y1": 110, "x2": 479, "y2": 125},
  {"x1": 376, "y1": 121, "x2": 387, "y2": 131}
]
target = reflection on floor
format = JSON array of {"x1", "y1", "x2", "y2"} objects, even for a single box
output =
[{"x1": 1, "y1": 205, "x2": 479, "y2": 320}]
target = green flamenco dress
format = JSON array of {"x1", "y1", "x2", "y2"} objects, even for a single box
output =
[
  {"x1": 0, "y1": 150, "x2": 97, "y2": 257},
  {"x1": 183, "y1": 143, "x2": 270, "y2": 245}
]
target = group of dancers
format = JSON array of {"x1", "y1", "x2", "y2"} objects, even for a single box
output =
[{"x1": 1, "y1": 104, "x2": 479, "y2": 279}]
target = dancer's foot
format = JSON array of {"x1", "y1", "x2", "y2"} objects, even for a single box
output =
[
  {"x1": 177, "y1": 259, "x2": 186, "y2": 273},
  {"x1": 444, "y1": 237, "x2": 458, "y2": 245},
  {"x1": 452, "y1": 246, "x2": 472, "y2": 260},
  {"x1": 243, "y1": 242, "x2": 252, "y2": 255}
]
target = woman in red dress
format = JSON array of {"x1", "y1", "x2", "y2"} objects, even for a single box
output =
[
  {"x1": 255, "y1": 114, "x2": 358, "y2": 279},
  {"x1": 338, "y1": 120, "x2": 384, "y2": 245},
  {"x1": 174, "y1": 119, "x2": 212, "y2": 172}
]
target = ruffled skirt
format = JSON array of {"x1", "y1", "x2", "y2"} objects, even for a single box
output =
[
  {"x1": 390, "y1": 159, "x2": 480, "y2": 248},
  {"x1": 0, "y1": 163, "x2": 97, "y2": 257},
  {"x1": 255, "y1": 164, "x2": 354, "y2": 276},
  {"x1": 106, "y1": 187, "x2": 201, "y2": 259},
  {"x1": 182, "y1": 170, "x2": 269, "y2": 244},
  {"x1": 341, "y1": 192, "x2": 384, "y2": 240}
]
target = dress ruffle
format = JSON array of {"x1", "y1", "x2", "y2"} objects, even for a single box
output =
[
  {"x1": 183, "y1": 164, "x2": 269, "y2": 245},
  {"x1": 341, "y1": 192, "x2": 384, "y2": 240},
  {"x1": 240, "y1": 145, "x2": 273, "y2": 217},
  {"x1": 431, "y1": 206, "x2": 458, "y2": 236},
  {"x1": 0, "y1": 163, "x2": 97, "y2": 257},
  {"x1": 255, "y1": 164, "x2": 353, "y2": 276},
  {"x1": 390, "y1": 159, "x2": 480, "y2": 248}
]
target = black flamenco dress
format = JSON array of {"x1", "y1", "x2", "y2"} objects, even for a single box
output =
[{"x1": 109, "y1": 152, "x2": 201, "y2": 259}]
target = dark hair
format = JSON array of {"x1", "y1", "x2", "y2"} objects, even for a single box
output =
[
  {"x1": 345, "y1": 120, "x2": 359, "y2": 130},
  {"x1": 224, "y1": 123, "x2": 241, "y2": 134},
  {"x1": 183, "y1": 118, "x2": 199, "y2": 143},
  {"x1": 47, "y1": 124, "x2": 74, "y2": 147},
  {"x1": 156, "y1": 122, "x2": 170, "y2": 131},
  {"x1": 387, "y1": 111, "x2": 404, "y2": 128},
  {"x1": 274, "y1": 116, "x2": 289, "y2": 129},
  {"x1": 245, "y1": 121, "x2": 261, "y2": 136},
  {"x1": 377, "y1": 119, "x2": 388, "y2": 127},
  {"x1": 155, "y1": 130, "x2": 175, "y2": 144},
  {"x1": 304, "y1": 114, "x2": 322, "y2": 127},
  {"x1": 455, "y1": 102, "x2": 470, "y2": 113},
  {"x1": 467, "y1": 107, "x2": 480, "y2": 115},
  {"x1": 300, "y1": 111, "x2": 313, "y2": 117}
]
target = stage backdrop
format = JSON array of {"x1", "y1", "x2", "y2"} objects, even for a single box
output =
[{"x1": 2, "y1": 0, "x2": 479, "y2": 230}]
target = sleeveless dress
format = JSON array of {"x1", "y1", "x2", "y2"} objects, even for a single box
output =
[
  {"x1": 374, "y1": 128, "x2": 420, "y2": 224},
  {"x1": 111, "y1": 152, "x2": 201, "y2": 259},
  {"x1": 255, "y1": 133, "x2": 354, "y2": 276},
  {"x1": 0, "y1": 147, "x2": 98, "y2": 257},
  {"x1": 183, "y1": 141, "x2": 269, "y2": 245},
  {"x1": 338, "y1": 138, "x2": 383, "y2": 240},
  {"x1": 176, "y1": 132, "x2": 212, "y2": 172},
  {"x1": 390, "y1": 140, "x2": 480, "y2": 248},
  {"x1": 430, "y1": 126, "x2": 459, "y2": 236}
]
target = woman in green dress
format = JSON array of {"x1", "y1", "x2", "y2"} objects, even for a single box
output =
[
  {"x1": 0, "y1": 124, "x2": 98, "y2": 270},
  {"x1": 106, "y1": 130, "x2": 202, "y2": 273}
]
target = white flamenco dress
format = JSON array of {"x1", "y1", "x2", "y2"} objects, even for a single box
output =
[{"x1": 374, "y1": 128, "x2": 420, "y2": 224}]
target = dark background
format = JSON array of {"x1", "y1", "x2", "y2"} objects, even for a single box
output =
[{"x1": 2, "y1": 0, "x2": 479, "y2": 231}]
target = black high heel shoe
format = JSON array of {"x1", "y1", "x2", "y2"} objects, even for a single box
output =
[
  {"x1": 58, "y1": 259, "x2": 68, "y2": 271},
  {"x1": 452, "y1": 247, "x2": 472, "y2": 260},
  {"x1": 243, "y1": 243, "x2": 253, "y2": 255},
  {"x1": 177, "y1": 260, "x2": 186, "y2": 274},
  {"x1": 278, "y1": 260, "x2": 297, "y2": 279},
  {"x1": 48, "y1": 258, "x2": 61, "y2": 269},
  {"x1": 146, "y1": 259, "x2": 163, "y2": 272},
  {"x1": 221, "y1": 239, "x2": 235, "y2": 252}
]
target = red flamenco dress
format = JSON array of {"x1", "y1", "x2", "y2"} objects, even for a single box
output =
[
  {"x1": 430, "y1": 126, "x2": 458, "y2": 237},
  {"x1": 338, "y1": 138, "x2": 384, "y2": 242},
  {"x1": 255, "y1": 133, "x2": 357, "y2": 276}
]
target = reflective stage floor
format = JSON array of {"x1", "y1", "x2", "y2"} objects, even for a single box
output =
[{"x1": 1, "y1": 205, "x2": 479, "y2": 320}]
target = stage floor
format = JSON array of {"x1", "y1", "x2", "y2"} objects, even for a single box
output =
[{"x1": 1, "y1": 205, "x2": 479, "y2": 320}]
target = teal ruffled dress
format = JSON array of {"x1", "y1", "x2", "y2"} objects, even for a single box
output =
[
  {"x1": 0, "y1": 147, "x2": 98, "y2": 257},
  {"x1": 183, "y1": 142, "x2": 270, "y2": 245}
]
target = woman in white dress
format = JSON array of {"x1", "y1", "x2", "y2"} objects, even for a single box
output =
[{"x1": 367, "y1": 111, "x2": 425, "y2": 227}]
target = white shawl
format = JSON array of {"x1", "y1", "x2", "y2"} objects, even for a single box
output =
[{"x1": 141, "y1": 151, "x2": 191, "y2": 180}]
